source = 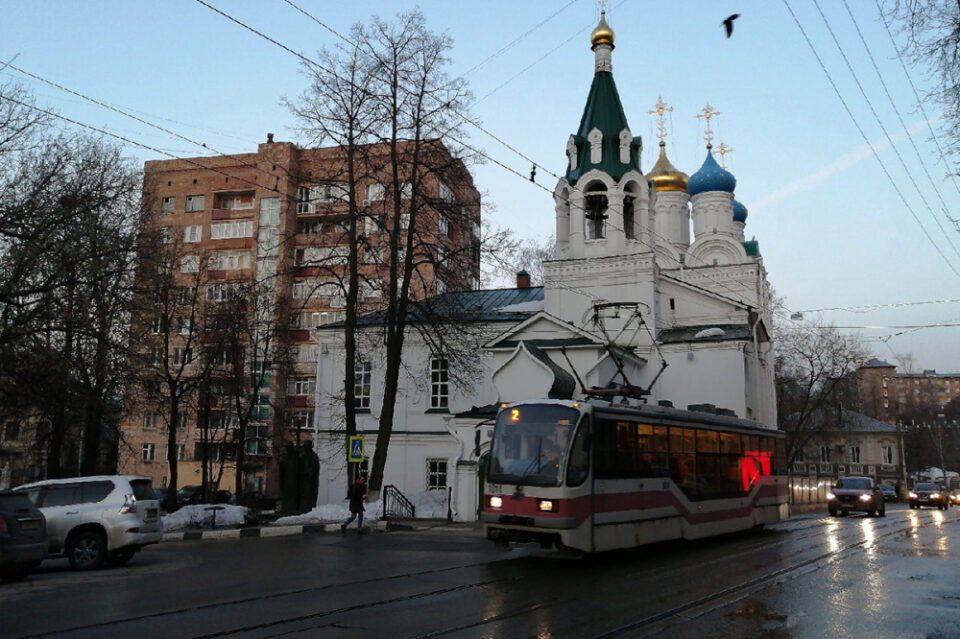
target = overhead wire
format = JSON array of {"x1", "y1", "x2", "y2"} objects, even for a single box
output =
[
  {"x1": 811, "y1": 0, "x2": 960, "y2": 261},
  {"x1": 782, "y1": 0, "x2": 960, "y2": 280},
  {"x1": 874, "y1": 0, "x2": 960, "y2": 201}
]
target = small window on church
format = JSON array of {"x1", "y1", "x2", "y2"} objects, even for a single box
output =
[
  {"x1": 623, "y1": 195, "x2": 635, "y2": 239},
  {"x1": 585, "y1": 186, "x2": 608, "y2": 240}
]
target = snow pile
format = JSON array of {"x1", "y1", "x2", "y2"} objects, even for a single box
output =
[
  {"x1": 273, "y1": 490, "x2": 451, "y2": 526},
  {"x1": 162, "y1": 504, "x2": 249, "y2": 531}
]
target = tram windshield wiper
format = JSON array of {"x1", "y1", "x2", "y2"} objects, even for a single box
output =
[{"x1": 517, "y1": 437, "x2": 543, "y2": 486}]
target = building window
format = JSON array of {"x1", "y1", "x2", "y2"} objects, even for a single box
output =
[
  {"x1": 161, "y1": 196, "x2": 175, "y2": 214},
  {"x1": 820, "y1": 446, "x2": 831, "y2": 463},
  {"x1": 364, "y1": 183, "x2": 386, "y2": 202},
  {"x1": 287, "y1": 377, "x2": 315, "y2": 396},
  {"x1": 285, "y1": 410, "x2": 314, "y2": 431},
  {"x1": 183, "y1": 225, "x2": 202, "y2": 243},
  {"x1": 438, "y1": 181, "x2": 454, "y2": 203},
  {"x1": 430, "y1": 356, "x2": 449, "y2": 409},
  {"x1": 623, "y1": 195, "x2": 636, "y2": 239},
  {"x1": 848, "y1": 446, "x2": 861, "y2": 464},
  {"x1": 206, "y1": 283, "x2": 240, "y2": 302},
  {"x1": 180, "y1": 255, "x2": 200, "y2": 273},
  {"x1": 297, "y1": 184, "x2": 349, "y2": 213},
  {"x1": 178, "y1": 287, "x2": 197, "y2": 304},
  {"x1": 169, "y1": 444, "x2": 185, "y2": 461},
  {"x1": 426, "y1": 458, "x2": 448, "y2": 490},
  {"x1": 215, "y1": 192, "x2": 255, "y2": 210},
  {"x1": 172, "y1": 347, "x2": 192, "y2": 366},
  {"x1": 882, "y1": 445, "x2": 894, "y2": 464},
  {"x1": 177, "y1": 317, "x2": 192, "y2": 335},
  {"x1": 355, "y1": 361, "x2": 372, "y2": 409},
  {"x1": 141, "y1": 443, "x2": 156, "y2": 462},
  {"x1": 208, "y1": 251, "x2": 250, "y2": 271},
  {"x1": 294, "y1": 343, "x2": 318, "y2": 363},
  {"x1": 186, "y1": 195, "x2": 205, "y2": 212},
  {"x1": 160, "y1": 226, "x2": 173, "y2": 244},
  {"x1": 143, "y1": 412, "x2": 159, "y2": 430},
  {"x1": 211, "y1": 220, "x2": 254, "y2": 240},
  {"x1": 151, "y1": 316, "x2": 166, "y2": 335}
]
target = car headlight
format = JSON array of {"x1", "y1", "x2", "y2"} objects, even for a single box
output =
[
  {"x1": 931, "y1": 493, "x2": 940, "y2": 499},
  {"x1": 488, "y1": 495, "x2": 503, "y2": 509},
  {"x1": 859, "y1": 494, "x2": 873, "y2": 502},
  {"x1": 826, "y1": 492, "x2": 836, "y2": 501},
  {"x1": 909, "y1": 492, "x2": 918, "y2": 499}
]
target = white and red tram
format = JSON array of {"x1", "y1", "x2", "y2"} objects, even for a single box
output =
[{"x1": 482, "y1": 399, "x2": 789, "y2": 553}]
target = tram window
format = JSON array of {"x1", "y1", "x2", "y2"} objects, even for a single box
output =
[
  {"x1": 566, "y1": 420, "x2": 590, "y2": 487},
  {"x1": 652, "y1": 426, "x2": 668, "y2": 452},
  {"x1": 670, "y1": 452, "x2": 696, "y2": 489},
  {"x1": 775, "y1": 438, "x2": 786, "y2": 473},
  {"x1": 720, "y1": 432, "x2": 740, "y2": 455},
  {"x1": 670, "y1": 427, "x2": 695, "y2": 454},
  {"x1": 697, "y1": 430, "x2": 719, "y2": 454}
]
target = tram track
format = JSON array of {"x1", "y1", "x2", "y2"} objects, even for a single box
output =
[{"x1": 13, "y1": 509, "x2": 957, "y2": 639}]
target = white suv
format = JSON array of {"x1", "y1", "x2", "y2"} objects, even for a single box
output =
[{"x1": 15, "y1": 475, "x2": 162, "y2": 570}]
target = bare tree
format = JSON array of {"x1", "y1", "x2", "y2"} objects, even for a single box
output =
[
  {"x1": 0, "y1": 87, "x2": 142, "y2": 478},
  {"x1": 775, "y1": 320, "x2": 869, "y2": 465}
]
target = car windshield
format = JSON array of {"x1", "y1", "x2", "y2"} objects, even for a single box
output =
[
  {"x1": 836, "y1": 478, "x2": 871, "y2": 490},
  {"x1": 915, "y1": 483, "x2": 938, "y2": 491},
  {"x1": 488, "y1": 404, "x2": 579, "y2": 487},
  {"x1": 880, "y1": 485, "x2": 894, "y2": 491}
]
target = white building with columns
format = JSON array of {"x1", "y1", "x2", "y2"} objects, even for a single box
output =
[{"x1": 312, "y1": 12, "x2": 777, "y2": 521}]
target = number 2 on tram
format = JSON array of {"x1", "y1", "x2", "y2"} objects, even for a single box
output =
[{"x1": 481, "y1": 399, "x2": 788, "y2": 553}]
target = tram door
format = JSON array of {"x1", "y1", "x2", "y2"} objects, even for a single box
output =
[{"x1": 477, "y1": 453, "x2": 489, "y2": 519}]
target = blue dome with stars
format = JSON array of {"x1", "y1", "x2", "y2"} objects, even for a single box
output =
[
  {"x1": 732, "y1": 199, "x2": 748, "y2": 223},
  {"x1": 687, "y1": 149, "x2": 736, "y2": 196}
]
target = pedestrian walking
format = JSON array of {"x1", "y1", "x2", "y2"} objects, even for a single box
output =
[{"x1": 342, "y1": 477, "x2": 367, "y2": 534}]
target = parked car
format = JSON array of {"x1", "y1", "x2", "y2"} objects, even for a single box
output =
[
  {"x1": 908, "y1": 482, "x2": 949, "y2": 510},
  {"x1": 950, "y1": 490, "x2": 960, "y2": 507},
  {"x1": 176, "y1": 485, "x2": 203, "y2": 506},
  {"x1": 0, "y1": 490, "x2": 47, "y2": 582},
  {"x1": 879, "y1": 484, "x2": 898, "y2": 503},
  {"x1": 15, "y1": 475, "x2": 162, "y2": 570},
  {"x1": 827, "y1": 476, "x2": 886, "y2": 517},
  {"x1": 154, "y1": 487, "x2": 168, "y2": 505}
]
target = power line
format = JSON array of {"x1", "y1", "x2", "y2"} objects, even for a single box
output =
[
  {"x1": 812, "y1": 0, "x2": 960, "y2": 262},
  {"x1": 783, "y1": 0, "x2": 960, "y2": 280},
  {"x1": 874, "y1": 0, "x2": 960, "y2": 202},
  {"x1": 842, "y1": 0, "x2": 960, "y2": 242},
  {"x1": 793, "y1": 297, "x2": 960, "y2": 315}
]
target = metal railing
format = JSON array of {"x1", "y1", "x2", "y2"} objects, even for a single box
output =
[{"x1": 382, "y1": 484, "x2": 416, "y2": 520}]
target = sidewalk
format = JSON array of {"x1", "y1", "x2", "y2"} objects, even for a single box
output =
[{"x1": 161, "y1": 519, "x2": 483, "y2": 543}]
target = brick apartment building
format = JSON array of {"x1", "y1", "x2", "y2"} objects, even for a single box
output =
[
  {"x1": 859, "y1": 358, "x2": 960, "y2": 424},
  {"x1": 118, "y1": 136, "x2": 481, "y2": 499}
]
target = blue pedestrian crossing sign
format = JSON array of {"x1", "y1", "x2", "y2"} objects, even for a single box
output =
[{"x1": 348, "y1": 436, "x2": 365, "y2": 463}]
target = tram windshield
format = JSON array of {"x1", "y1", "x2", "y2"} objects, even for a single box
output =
[{"x1": 488, "y1": 404, "x2": 580, "y2": 487}]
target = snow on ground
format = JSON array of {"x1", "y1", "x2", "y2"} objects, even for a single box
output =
[
  {"x1": 162, "y1": 504, "x2": 249, "y2": 531},
  {"x1": 274, "y1": 490, "x2": 452, "y2": 526}
]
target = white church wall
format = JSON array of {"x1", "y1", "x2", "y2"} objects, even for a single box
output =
[{"x1": 658, "y1": 345, "x2": 748, "y2": 418}]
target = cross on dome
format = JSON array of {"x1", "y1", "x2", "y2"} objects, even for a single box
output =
[
  {"x1": 696, "y1": 103, "x2": 721, "y2": 149},
  {"x1": 715, "y1": 142, "x2": 734, "y2": 168},
  {"x1": 648, "y1": 96, "x2": 673, "y2": 145}
]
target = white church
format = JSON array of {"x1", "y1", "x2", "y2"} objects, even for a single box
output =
[{"x1": 311, "y1": 13, "x2": 776, "y2": 521}]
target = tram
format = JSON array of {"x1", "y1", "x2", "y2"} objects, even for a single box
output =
[{"x1": 481, "y1": 399, "x2": 788, "y2": 553}]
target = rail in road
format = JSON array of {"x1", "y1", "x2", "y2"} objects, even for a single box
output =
[{"x1": 7, "y1": 507, "x2": 959, "y2": 638}]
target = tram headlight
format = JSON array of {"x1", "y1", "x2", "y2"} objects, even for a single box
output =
[
  {"x1": 537, "y1": 499, "x2": 558, "y2": 513},
  {"x1": 488, "y1": 495, "x2": 503, "y2": 509}
]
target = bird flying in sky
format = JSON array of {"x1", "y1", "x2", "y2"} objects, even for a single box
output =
[{"x1": 722, "y1": 13, "x2": 740, "y2": 38}]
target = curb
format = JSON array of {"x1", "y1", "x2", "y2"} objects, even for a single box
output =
[{"x1": 161, "y1": 520, "x2": 387, "y2": 543}]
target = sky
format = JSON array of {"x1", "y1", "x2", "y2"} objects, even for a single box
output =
[{"x1": 3, "y1": 0, "x2": 960, "y2": 373}]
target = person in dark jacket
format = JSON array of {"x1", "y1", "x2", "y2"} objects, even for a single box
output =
[{"x1": 341, "y1": 477, "x2": 367, "y2": 534}]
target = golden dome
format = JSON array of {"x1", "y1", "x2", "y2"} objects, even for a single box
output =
[
  {"x1": 591, "y1": 12, "x2": 615, "y2": 48},
  {"x1": 645, "y1": 142, "x2": 689, "y2": 192}
]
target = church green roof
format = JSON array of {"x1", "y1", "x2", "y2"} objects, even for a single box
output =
[{"x1": 565, "y1": 71, "x2": 642, "y2": 183}]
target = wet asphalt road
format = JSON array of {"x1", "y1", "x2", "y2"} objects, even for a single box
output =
[{"x1": 1, "y1": 504, "x2": 959, "y2": 638}]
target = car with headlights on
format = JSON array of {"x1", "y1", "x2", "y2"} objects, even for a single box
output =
[
  {"x1": 950, "y1": 490, "x2": 960, "y2": 507},
  {"x1": 827, "y1": 476, "x2": 886, "y2": 517},
  {"x1": 908, "y1": 482, "x2": 949, "y2": 510},
  {"x1": 15, "y1": 476, "x2": 162, "y2": 570},
  {"x1": 0, "y1": 490, "x2": 47, "y2": 582},
  {"x1": 878, "y1": 484, "x2": 898, "y2": 502}
]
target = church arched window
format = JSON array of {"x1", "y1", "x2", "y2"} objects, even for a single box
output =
[
  {"x1": 585, "y1": 183, "x2": 608, "y2": 240},
  {"x1": 623, "y1": 182, "x2": 639, "y2": 240}
]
